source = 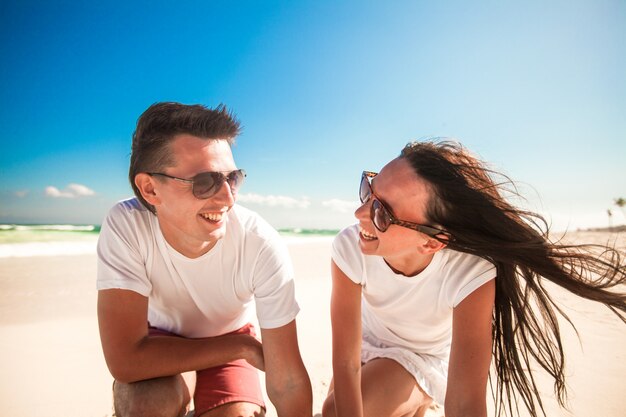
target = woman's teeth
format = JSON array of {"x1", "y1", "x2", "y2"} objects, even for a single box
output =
[{"x1": 359, "y1": 227, "x2": 377, "y2": 241}]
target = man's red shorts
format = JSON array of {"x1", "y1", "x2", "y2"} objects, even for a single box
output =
[{"x1": 148, "y1": 323, "x2": 265, "y2": 415}]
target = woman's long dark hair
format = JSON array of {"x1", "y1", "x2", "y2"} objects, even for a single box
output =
[{"x1": 400, "y1": 140, "x2": 625, "y2": 417}]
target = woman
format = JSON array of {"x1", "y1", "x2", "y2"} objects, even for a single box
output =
[{"x1": 322, "y1": 140, "x2": 625, "y2": 417}]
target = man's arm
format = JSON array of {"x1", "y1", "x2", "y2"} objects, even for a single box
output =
[
  {"x1": 98, "y1": 288, "x2": 264, "y2": 383},
  {"x1": 445, "y1": 279, "x2": 495, "y2": 417},
  {"x1": 260, "y1": 319, "x2": 312, "y2": 417}
]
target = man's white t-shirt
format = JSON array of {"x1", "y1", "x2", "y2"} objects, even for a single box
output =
[
  {"x1": 332, "y1": 224, "x2": 496, "y2": 359},
  {"x1": 97, "y1": 198, "x2": 299, "y2": 338}
]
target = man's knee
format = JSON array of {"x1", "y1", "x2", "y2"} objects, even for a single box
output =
[{"x1": 113, "y1": 375, "x2": 190, "y2": 417}]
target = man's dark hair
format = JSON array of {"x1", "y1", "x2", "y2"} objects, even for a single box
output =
[{"x1": 129, "y1": 102, "x2": 241, "y2": 213}]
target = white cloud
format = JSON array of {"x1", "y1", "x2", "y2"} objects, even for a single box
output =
[
  {"x1": 322, "y1": 198, "x2": 359, "y2": 213},
  {"x1": 45, "y1": 186, "x2": 73, "y2": 198},
  {"x1": 45, "y1": 183, "x2": 96, "y2": 198},
  {"x1": 67, "y1": 183, "x2": 96, "y2": 196},
  {"x1": 14, "y1": 190, "x2": 29, "y2": 198},
  {"x1": 238, "y1": 193, "x2": 311, "y2": 209}
]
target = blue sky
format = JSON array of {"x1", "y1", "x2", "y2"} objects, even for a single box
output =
[{"x1": 1, "y1": 0, "x2": 624, "y2": 231}]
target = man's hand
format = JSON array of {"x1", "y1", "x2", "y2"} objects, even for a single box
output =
[{"x1": 238, "y1": 333, "x2": 265, "y2": 371}]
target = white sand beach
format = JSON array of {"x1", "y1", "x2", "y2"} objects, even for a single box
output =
[{"x1": 0, "y1": 231, "x2": 624, "y2": 416}]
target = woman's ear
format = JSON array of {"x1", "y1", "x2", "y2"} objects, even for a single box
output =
[
  {"x1": 434, "y1": 232, "x2": 451, "y2": 248},
  {"x1": 134, "y1": 173, "x2": 161, "y2": 206},
  {"x1": 418, "y1": 232, "x2": 449, "y2": 254},
  {"x1": 422, "y1": 236, "x2": 447, "y2": 253}
]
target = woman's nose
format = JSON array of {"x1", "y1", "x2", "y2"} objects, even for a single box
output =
[{"x1": 354, "y1": 199, "x2": 370, "y2": 222}]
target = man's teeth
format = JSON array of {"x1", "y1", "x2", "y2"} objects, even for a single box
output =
[
  {"x1": 360, "y1": 227, "x2": 377, "y2": 240},
  {"x1": 201, "y1": 213, "x2": 223, "y2": 221}
]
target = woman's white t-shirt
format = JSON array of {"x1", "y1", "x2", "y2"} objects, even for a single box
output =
[
  {"x1": 332, "y1": 224, "x2": 496, "y2": 402},
  {"x1": 97, "y1": 198, "x2": 299, "y2": 338}
]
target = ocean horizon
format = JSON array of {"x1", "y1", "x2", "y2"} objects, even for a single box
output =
[{"x1": 0, "y1": 223, "x2": 338, "y2": 258}]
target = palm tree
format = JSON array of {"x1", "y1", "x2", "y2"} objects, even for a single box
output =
[
  {"x1": 607, "y1": 209, "x2": 613, "y2": 231},
  {"x1": 613, "y1": 198, "x2": 625, "y2": 230}
]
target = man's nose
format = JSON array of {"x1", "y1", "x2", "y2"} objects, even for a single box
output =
[{"x1": 212, "y1": 179, "x2": 236, "y2": 205}]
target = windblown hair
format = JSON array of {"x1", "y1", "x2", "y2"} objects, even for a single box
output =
[
  {"x1": 400, "y1": 140, "x2": 625, "y2": 417},
  {"x1": 129, "y1": 102, "x2": 241, "y2": 213}
]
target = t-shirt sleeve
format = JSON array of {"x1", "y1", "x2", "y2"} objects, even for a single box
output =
[
  {"x1": 331, "y1": 225, "x2": 364, "y2": 285},
  {"x1": 252, "y1": 236, "x2": 300, "y2": 329},
  {"x1": 96, "y1": 203, "x2": 152, "y2": 296},
  {"x1": 448, "y1": 255, "x2": 496, "y2": 308}
]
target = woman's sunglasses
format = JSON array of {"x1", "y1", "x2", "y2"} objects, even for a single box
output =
[
  {"x1": 360, "y1": 171, "x2": 450, "y2": 238},
  {"x1": 148, "y1": 169, "x2": 246, "y2": 199}
]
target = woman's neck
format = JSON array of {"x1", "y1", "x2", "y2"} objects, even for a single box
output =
[{"x1": 384, "y1": 252, "x2": 434, "y2": 277}]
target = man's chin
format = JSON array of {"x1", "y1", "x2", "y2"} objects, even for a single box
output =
[{"x1": 206, "y1": 223, "x2": 227, "y2": 242}]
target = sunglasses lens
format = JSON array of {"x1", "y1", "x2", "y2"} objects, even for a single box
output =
[
  {"x1": 192, "y1": 173, "x2": 220, "y2": 198},
  {"x1": 226, "y1": 169, "x2": 245, "y2": 191},
  {"x1": 192, "y1": 170, "x2": 246, "y2": 199},
  {"x1": 371, "y1": 199, "x2": 390, "y2": 232},
  {"x1": 360, "y1": 174, "x2": 371, "y2": 203}
]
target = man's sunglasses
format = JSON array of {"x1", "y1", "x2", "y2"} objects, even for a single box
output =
[
  {"x1": 360, "y1": 171, "x2": 450, "y2": 238},
  {"x1": 148, "y1": 169, "x2": 246, "y2": 199}
]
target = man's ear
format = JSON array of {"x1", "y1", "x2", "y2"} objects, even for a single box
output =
[{"x1": 134, "y1": 173, "x2": 161, "y2": 206}]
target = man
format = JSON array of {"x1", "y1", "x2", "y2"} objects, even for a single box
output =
[{"x1": 97, "y1": 102, "x2": 312, "y2": 417}]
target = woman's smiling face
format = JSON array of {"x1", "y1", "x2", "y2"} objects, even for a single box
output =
[{"x1": 354, "y1": 157, "x2": 440, "y2": 275}]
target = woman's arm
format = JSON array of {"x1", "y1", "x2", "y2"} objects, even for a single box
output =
[
  {"x1": 330, "y1": 260, "x2": 364, "y2": 417},
  {"x1": 445, "y1": 279, "x2": 496, "y2": 417}
]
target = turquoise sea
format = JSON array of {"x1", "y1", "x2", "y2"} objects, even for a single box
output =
[
  {"x1": 277, "y1": 228, "x2": 339, "y2": 238},
  {"x1": 0, "y1": 224, "x2": 101, "y2": 244},
  {"x1": 0, "y1": 224, "x2": 338, "y2": 257}
]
